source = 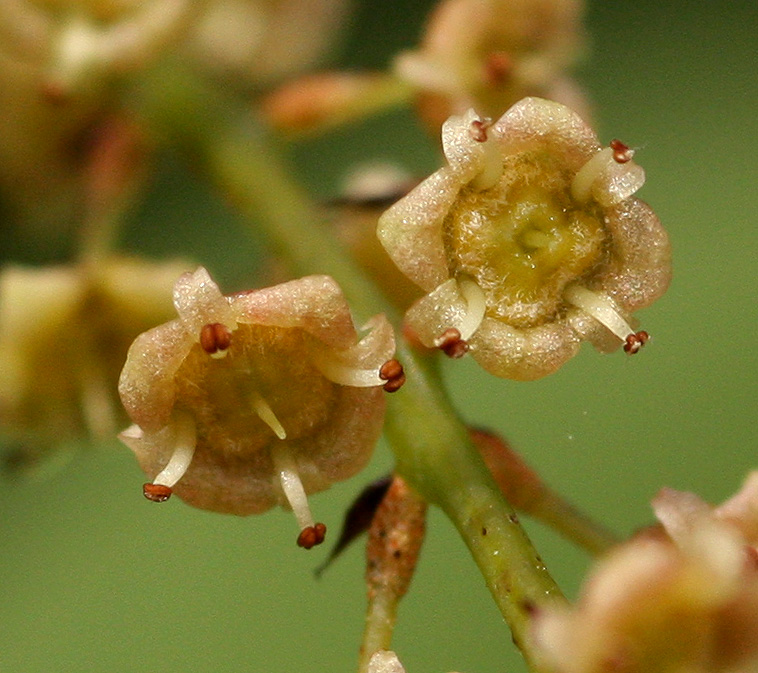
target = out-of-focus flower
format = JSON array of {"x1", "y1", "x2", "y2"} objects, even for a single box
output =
[
  {"x1": 0, "y1": 256, "x2": 188, "y2": 469},
  {"x1": 533, "y1": 480, "x2": 758, "y2": 673},
  {"x1": 395, "y1": 0, "x2": 588, "y2": 133},
  {"x1": 0, "y1": 0, "x2": 348, "y2": 95},
  {"x1": 378, "y1": 98, "x2": 671, "y2": 380},
  {"x1": 118, "y1": 267, "x2": 399, "y2": 547}
]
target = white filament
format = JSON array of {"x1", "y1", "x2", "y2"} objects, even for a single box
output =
[
  {"x1": 470, "y1": 135, "x2": 503, "y2": 191},
  {"x1": 571, "y1": 147, "x2": 614, "y2": 203},
  {"x1": 153, "y1": 413, "x2": 197, "y2": 488},
  {"x1": 564, "y1": 285, "x2": 633, "y2": 341},
  {"x1": 458, "y1": 277, "x2": 487, "y2": 341},
  {"x1": 313, "y1": 356, "x2": 385, "y2": 387},
  {"x1": 272, "y1": 446, "x2": 314, "y2": 531},
  {"x1": 251, "y1": 392, "x2": 287, "y2": 440}
]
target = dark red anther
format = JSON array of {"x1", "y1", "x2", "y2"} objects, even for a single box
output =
[
  {"x1": 469, "y1": 118, "x2": 491, "y2": 143},
  {"x1": 297, "y1": 522, "x2": 327, "y2": 549},
  {"x1": 143, "y1": 483, "x2": 173, "y2": 502},
  {"x1": 379, "y1": 359, "x2": 406, "y2": 393},
  {"x1": 436, "y1": 328, "x2": 469, "y2": 358},
  {"x1": 623, "y1": 330, "x2": 649, "y2": 354},
  {"x1": 200, "y1": 322, "x2": 232, "y2": 355},
  {"x1": 610, "y1": 139, "x2": 633, "y2": 164}
]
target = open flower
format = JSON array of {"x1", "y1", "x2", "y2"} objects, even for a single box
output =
[
  {"x1": 118, "y1": 267, "x2": 399, "y2": 547},
  {"x1": 533, "y1": 480, "x2": 758, "y2": 673},
  {"x1": 378, "y1": 98, "x2": 671, "y2": 380}
]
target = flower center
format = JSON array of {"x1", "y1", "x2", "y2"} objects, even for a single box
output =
[{"x1": 445, "y1": 178, "x2": 607, "y2": 327}]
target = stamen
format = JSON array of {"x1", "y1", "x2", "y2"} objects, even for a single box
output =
[
  {"x1": 564, "y1": 285, "x2": 650, "y2": 355},
  {"x1": 458, "y1": 277, "x2": 487, "y2": 340},
  {"x1": 609, "y1": 139, "x2": 634, "y2": 164},
  {"x1": 251, "y1": 392, "x2": 287, "y2": 440},
  {"x1": 200, "y1": 322, "x2": 232, "y2": 359},
  {"x1": 571, "y1": 147, "x2": 614, "y2": 203},
  {"x1": 144, "y1": 413, "x2": 197, "y2": 502},
  {"x1": 272, "y1": 445, "x2": 326, "y2": 549},
  {"x1": 379, "y1": 359, "x2": 406, "y2": 392},
  {"x1": 435, "y1": 328, "x2": 469, "y2": 358},
  {"x1": 312, "y1": 355, "x2": 387, "y2": 388},
  {"x1": 468, "y1": 117, "x2": 503, "y2": 191}
]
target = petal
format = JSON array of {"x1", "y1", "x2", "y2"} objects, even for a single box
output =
[
  {"x1": 470, "y1": 316, "x2": 581, "y2": 381},
  {"x1": 377, "y1": 169, "x2": 459, "y2": 291},
  {"x1": 492, "y1": 97, "x2": 600, "y2": 172},
  {"x1": 173, "y1": 266, "x2": 237, "y2": 334}
]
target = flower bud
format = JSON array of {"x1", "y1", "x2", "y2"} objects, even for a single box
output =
[
  {"x1": 118, "y1": 268, "x2": 397, "y2": 546},
  {"x1": 378, "y1": 98, "x2": 671, "y2": 380}
]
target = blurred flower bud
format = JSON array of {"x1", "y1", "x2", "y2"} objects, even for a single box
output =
[
  {"x1": 394, "y1": 0, "x2": 588, "y2": 133},
  {"x1": 0, "y1": 256, "x2": 188, "y2": 469},
  {"x1": 118, "y1": 267, "x2": 399, "y2": 547},
  {"x1": 378, "y1": 99, "x2": 671, "y2": 380}
]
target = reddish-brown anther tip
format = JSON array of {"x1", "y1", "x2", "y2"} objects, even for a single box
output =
[
  {"x1": 199, "y1": 322, "x2": 232, "y2": 355},
  {"x1": 379, "y1": 359, "x2": 405, "y2": 392},
  {"x1": 469, "y1": 118, "x2": 490, "y2": 142},
  {"x1": 623, "y1": 330, "x2": 650, "y2": 354},
  {"x1": 437, "y1": 328, "x2": 469, "y2": 358},
  {"x1": 610, "y1": 139, "x2": 633, "y2": 164},
  {"x1": 143, "y1": 483, "x2": 173, "y2": 502},
  {"x1": 297, "y1": 523, "x2": 327, "y2": 549}
]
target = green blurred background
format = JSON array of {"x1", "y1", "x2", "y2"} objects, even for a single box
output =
[{"x1": 2, "y1": 1, "x2": 757, "y2": 671}]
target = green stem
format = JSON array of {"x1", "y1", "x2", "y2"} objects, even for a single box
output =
[{"x1": 133, "y1": 62, "x2": 567, "y2": 668}]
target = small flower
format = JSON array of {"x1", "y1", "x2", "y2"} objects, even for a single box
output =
[
  {"x1": 394, "y1": 0, "x2": 588, "y2": 133},
  {"x1": 533, "y1": 480, "x2": 758, "y2": 673},
  {"x1": 378, "y1": 98, "x2": 671, "y2": 380},
  {"x1": 118, "y1": 267, "x2": 397, "y2": 547},
  {"x1": 0, "y1": 256, "x2": 188, "y2": 468}
]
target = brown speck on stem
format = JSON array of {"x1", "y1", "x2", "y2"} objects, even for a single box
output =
[
  {"x1": 623, "y1": 330, "x2": 649, "y2": 354},
  {"x1": 143, "y1": 483, "x2": 173, "y2": 502},
  {"x1": 483, "y1": 51, "x2": 513, "y2": 87},
  {"x1": 200, "y1": 322, "x2": 232, "y2": 356},
  {"x1": 469, "y1": 118, "x2": 491, "y2": 143},
  {"x1": 297, "y1": 522, "x2": 327, "y2": 549},
  {"x1": 436, "y1": 328, "x2": 469, "y2": 358},
  {"x1": 379, "y1": 359, "x2": 406, "y2": 392},
  {"x1": 609, "y1": 139, "x2": 633, "y2": 164}
]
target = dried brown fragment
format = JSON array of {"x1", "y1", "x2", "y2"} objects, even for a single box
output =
[
  {"x1": 623, "y1": 330, "x2": 649, "y2": 354},
  {"x1": 315, "y1": 475, "x2": 393, "y2": 577},
  {"x1": 143, "y1": 483, "x2": 173, "y2": 502},
  {"x1": 297, "y1": 522, "x2": 327, "y2": 549},
  {"x1": 366, "y1": 475, "x2": 427, "y2": 600},
  {"x1": 379, "y1": 359, "x2": 406, "y2": 392},
  {"x1": 610, "y1": 138, "x2": 634, "y2": 164},
  {"x1": 199, "y1": 322, "x2": 232, "y2": 355},
  {"x1": 436, "y1": 327, "x2": 469, "y2": 358}
]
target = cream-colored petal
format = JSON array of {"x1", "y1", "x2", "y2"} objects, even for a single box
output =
[
  {"x1": 492, "y1": 97, "x2": 600, "y2": 172},
  {"x1": 377, "y1": 169, "x2": 459, "y2": 292},
  {"x1": 173, "y1": 266, "x2": 237, "y2": 334},
  {"x1": 470, "y1": 316, "x2": 581, "y2": 381},
  {"x1": 230, "y1": 274, "x2": 357, "y2": 349}
]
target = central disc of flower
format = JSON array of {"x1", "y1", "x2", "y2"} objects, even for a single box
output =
[
  {"x1": 174, "y1": 324, "x2": 337, "y2": 451},
  {"x1": 444, "y1": 174, "x2": 607, "y2": 327}
]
